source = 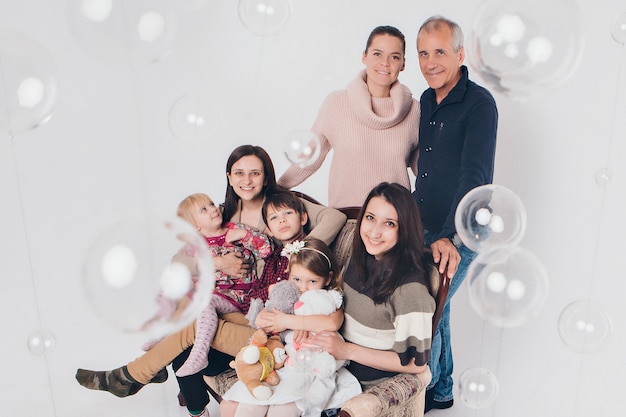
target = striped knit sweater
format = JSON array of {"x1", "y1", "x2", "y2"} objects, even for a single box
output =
[
  {"x1": 341, "y1": 259, "x2": 435, "y2": 383},
  {"x1": 278, "y1": 70, "x2": 420, "y2": 208}
]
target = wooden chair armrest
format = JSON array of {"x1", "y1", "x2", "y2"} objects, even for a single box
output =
[
  {"x1": 337, "y1": 206, "x2": 361, "y2": 219},
  {"x1": 203, "y1": 368, "x2": 238, "y2": 403},
  {"x1": 431, "y1": 268, "x2": 450, "y2": 339}
]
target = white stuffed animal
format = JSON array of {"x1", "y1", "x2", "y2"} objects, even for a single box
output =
[{"x1": 284, "y1": 288, "x2": 345, "y2": 378}]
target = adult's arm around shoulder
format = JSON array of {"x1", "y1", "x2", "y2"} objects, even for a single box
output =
[{"x1": 301, "y1": 198, "x2": 347, "y2": 245}]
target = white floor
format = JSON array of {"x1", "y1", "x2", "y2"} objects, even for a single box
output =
[
  {"x1": 7, "y1": 259, "x2": 624, "y2": 417},
  {"x1": 3, "y1": 1, "x2": 626, "y2": 416}
]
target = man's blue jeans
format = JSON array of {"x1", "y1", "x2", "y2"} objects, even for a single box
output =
[{"x1": 424, "y1": 229, "x2": 477, "y2": 403}]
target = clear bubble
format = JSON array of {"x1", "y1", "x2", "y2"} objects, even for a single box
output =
[
  {"x1": 455, "y1": 184, "x2": 527, "y2": 253},
  {"x1": 457, "y1": 367, "x2": 499, "y2": 409},
  {"x1": 27, "y1": 331, "x2": 56, "y2": 356},
  {"x1": 468, "y1": 0, "x2": 584, "y2": 101},
  {"x1": 611, "y1": 12, "x2": 626, "y2": 45},
  {"x1": 558, "y1": 299, "x2": 613, "y2": 354},
  {"x1": 0, "y1": 30, "x2": 58, "y2": 135},
  {"x1": 283, "y1": 130, "x2": 322, "y2": 168},
  {"x1": 83, "y1": 214, "x2": 215, "y2": 339},
  {"x1": 238, "y1": 0, "x2": 292, "y2": 37},
  {"x1": 66, "y1": 0, "x2": 178, "y2": 65},
  {"x1": 467, "y1": 245, "x2": 549, "y2": 327},
  {"x1": 168, "y1": 92, "x2": 222, "y2": 146},
  {"x1": 137, "y1": 11, "x2": 166, "y2": 42},
  {"x1": 594, "y1": 167, "x2": 614, "y2": 187},
  {"x1": 81, "y1": 0, "x2": 113, "y2": 22},
  {"x1": 295, "y1": 347, "x2": 314, "y2": 366}
]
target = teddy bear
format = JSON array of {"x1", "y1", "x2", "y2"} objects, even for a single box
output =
[
  {"x1": 284, "y1": 288, "x2": 345, "y2": 378},
  {"x1": 245, "y1": 280, "x2": 301, "y2": 333},
  {"x1": 228, "y1": 328, "x2": 288, "y2": 400}
]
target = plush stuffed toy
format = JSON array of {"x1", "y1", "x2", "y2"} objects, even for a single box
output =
[
  {"x1": 229, "y1": 328, "x2": 287, "y2": 400},
  {"x1": 222, "y1": 287, "x2": 361, "y2": 416},
  {"x1": 284, "y1": 288, "x2": 345, "y2": 378},
  {"x1": 245, "y1": 280, "x2": 300, "y2": 335}
]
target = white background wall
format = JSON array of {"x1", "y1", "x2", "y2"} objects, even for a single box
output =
[{"x1": 1, "y1": 1, "x2": 625, "y2": 416}]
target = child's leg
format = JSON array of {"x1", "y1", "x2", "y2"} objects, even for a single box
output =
[
  {"x1": 266, "y1": 402, "x2": 302, "y2": 417},
  {"x1": 219, "y1": 400, "x2": 238, "y2": 417},
  {"x1": 230, "y1": 402, "x2": 269, "y2": 417},
  {"x1": 176, "y1": 296, "x2": 239, "y2": 377},
  {"x1": 188, "y1": 407, "x2": 209, "y2": 417},
  {"x1": 141, "y1": 293, "x2": 180, "y2": 350}
]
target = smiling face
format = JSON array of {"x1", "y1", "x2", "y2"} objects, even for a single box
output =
[
  {"x1": 192, "y1": 197, "x2": 223, "y2": 237},
  {"x1": 362, "y1": 33, "x2": 406, "y2": 97},
  {"x1": 264, "y1": 203, "x2": 308, "y2": 244},
  {"x1": 417, "y1": 25, "x2": 464, "y2": 103},
  {"x1": 359, "y1": 196, "x2": 399, "y2": 260},
  {"x1": 227, "y1": 155, "x2": 267, "y2": 203}
]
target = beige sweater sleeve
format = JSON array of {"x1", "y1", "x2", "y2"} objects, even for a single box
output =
[
  {"x1": 301, "y1": 198, "x2": 347, "y2": 245},
  {"x1": 277, "y1": 133, "x2": 333, "y2": 189}
]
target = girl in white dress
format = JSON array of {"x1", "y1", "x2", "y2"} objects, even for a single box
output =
[{"x1": 220, "y1": 238, "x2": 361, "y2": 417}]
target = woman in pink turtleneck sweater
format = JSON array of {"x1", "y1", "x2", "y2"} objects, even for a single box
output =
[{"x1": 278, "y1": 25, "x2": 420, "y2": 209}]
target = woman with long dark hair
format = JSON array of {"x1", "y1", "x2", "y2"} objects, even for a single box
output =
[{"x1": 308, "y1": 183, "x2": 435, "y2": 415}]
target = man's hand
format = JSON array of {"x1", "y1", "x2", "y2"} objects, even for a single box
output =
[{"x1": 430, "y1": 238, "x2": 460, "y2": 279}]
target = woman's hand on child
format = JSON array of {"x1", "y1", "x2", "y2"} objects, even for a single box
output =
[
  {"x1": 306, "y1": 331, "x2": 350, "y2": 360},
  {"x1": 213, "y1": 251, "x2": 251, "y2": 277},
  {"x1": 292, "y1": 329, "x2": 309, "y2": 345}
]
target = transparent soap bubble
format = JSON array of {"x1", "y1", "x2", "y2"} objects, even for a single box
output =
[
  {"x1": 611, "y1": 12, "x2": 626, "y2": 45},
  {"x1": 558, "y1": 299, "x2": 613, "y2": 354},
  {"x1": 283, "y1": 130, "x2": 321, "y2": 168},
  {"x1": 66, "y1": 0, "x2": 178, "y2": 65},
  {"x1": 27, "y1": 331, "x2": 56, "y2": 356},
  {"x1": 457, "y1": 367, "x2": 499, "y2": 409},
  {"x1": 468, "y1": 0, "x2": 584, "y2": 101},
  {"x1": 83, "y1": 214, "x2": 214, "y2": 339},
  {"x1": 455, "y1": 184, "x2": 527, "y2": 253},
  {"x1": 467, "y1": 245, "x2": 549, "y2": 327},
  {"x1": 169, "y1": 92, "x2": 222, "y2": 146},
  {"x1": 595, "y1": 167, "x2": 614, "y2": 187},
  {"x1": 0, "y1": 30, "x2": 58, "y2": 135},
  {"x1": 238, "y1": 0, "x2": 292, "y2": 37}
]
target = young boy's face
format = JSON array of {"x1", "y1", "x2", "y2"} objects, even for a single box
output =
[{"x1": 265, "y1": 203, "x2": 307, "y2": 244}]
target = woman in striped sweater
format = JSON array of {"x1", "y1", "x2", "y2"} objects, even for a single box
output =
[{"x1": 307, "y1": 182, "x2": 435, "y2": 415}]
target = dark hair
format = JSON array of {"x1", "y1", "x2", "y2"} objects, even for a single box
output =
[
  {"x1": 365, "y1": 25, "x2": 406, "y2": 56},
  {"x1": 352, "y1": 182, "x2": 426, "y2": 303},
  {"x1": 261, "y1": 191, "x2": 305, "y2": 225},
  {"x1": 222, "y1": 145, "x2": 287, "y2": 224},
  {"x1": 287, "y1": 238, "x2": 341, "y2": 292}
]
